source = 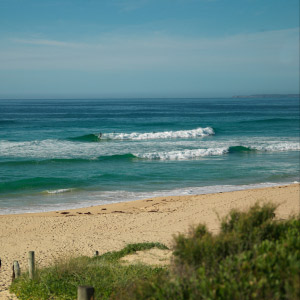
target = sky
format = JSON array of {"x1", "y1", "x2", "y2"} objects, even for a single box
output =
[{"x1": 0, "y1": 0, "x2": 299, "y2": 98}]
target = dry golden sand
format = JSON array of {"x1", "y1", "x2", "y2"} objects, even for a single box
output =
[
  {"x1": 0, "y1": 184, "x2": 299, "y2": 299},
  {"x1": 120, "y1": 248, "x2": 173, "y2": 266}
]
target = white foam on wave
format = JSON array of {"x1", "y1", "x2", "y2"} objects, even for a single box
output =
[
  {"x1": 251, "y1": 142, "x2": 300, "y2": 152},
  {"x1": 0, "y1": 138, "x2": 298, "y2": 160},
  {"x1": 134, "y1": 142, "x2": 300, "y2": 161},
  {"x1": 136, "y1": 147, "x2": 228, "y2": 160},
  {"x1": 105, "y1": 127, "x2": 214, "y2": 140},
  {"x1": 44, "y1": 189, "x2": 73, "y2": 194}
]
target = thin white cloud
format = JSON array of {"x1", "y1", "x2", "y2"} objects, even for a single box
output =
[
  {"x1": 1, "y1": 28, "x2": 299, "y2": 72},
  {"x1": 11, "y1": 38, "x2": 86, "y2": 48}
]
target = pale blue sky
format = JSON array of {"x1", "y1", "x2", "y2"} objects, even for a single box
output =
[{"x1": 0, "y1": 0, "x2": 299, "y2": 98}]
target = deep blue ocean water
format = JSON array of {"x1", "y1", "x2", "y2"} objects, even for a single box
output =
[{"x1": 0, "y1": 98, "x2": 299, "y2": 214}]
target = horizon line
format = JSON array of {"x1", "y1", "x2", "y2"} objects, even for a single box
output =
[{"x1": 0, "y1": 93, "x2": 299, "y2": 101}]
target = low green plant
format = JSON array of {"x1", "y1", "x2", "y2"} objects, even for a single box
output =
[
  {"x1": 10, "y1": 242, "x2": 168, "y2": 300},
  {"x1": 115, "y1": 204, "x2": 300, "y2": 300}
]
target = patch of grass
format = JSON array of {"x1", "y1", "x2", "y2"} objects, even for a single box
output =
[
  {"x1": 10, "y1": 242, "x2": 168, "y2": 300},
  {"x1": 114, "y1": 204, "x2": 300, "y2": 300}
]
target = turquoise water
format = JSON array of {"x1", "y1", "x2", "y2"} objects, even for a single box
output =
[{"x1": 0, "y1": 98, "x2": 299, "y2": 214}]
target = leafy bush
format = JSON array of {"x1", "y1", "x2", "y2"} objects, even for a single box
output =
[{"x1": 115, "y1": 204, "x2": 300, "y2": 300}]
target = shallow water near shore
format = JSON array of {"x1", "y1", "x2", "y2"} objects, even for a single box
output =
[{"x1": 0, "y1": 97, "x2": 299, "y2": 214}]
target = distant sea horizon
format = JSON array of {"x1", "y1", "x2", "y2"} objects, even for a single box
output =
[{"x1": 1, "y1": 93, "x2": 299, "y2": 101}]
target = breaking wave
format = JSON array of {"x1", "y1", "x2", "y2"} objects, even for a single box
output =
[
  {"x1": 104, "y1": 127, "x2": 214, "y2": 140},
  {"x1": 0, "y1": 138, "x2": 298, "y2": 161},
  {"x1": 66, "y1": 127, "x2": 214, "y2": 142},
  {"x1": 135, "y1": 143, "x2": 300, "y2": 160},
  {"x1": 135, "y1": 148, "x2": 228, "y2": 160},
  {"x1": 253, "y1": 143, "x2": 300, "y2": 152},
  {"x1": 228, "y1": 146, "x2": 256, "y2": 153},
  {"x1": 44, "y1": 189, "x2": 73, "y2": 194}
]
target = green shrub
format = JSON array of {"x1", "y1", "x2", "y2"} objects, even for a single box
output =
[{"x1": 115, "y1": 204, "x2": 300, "y2": 300}]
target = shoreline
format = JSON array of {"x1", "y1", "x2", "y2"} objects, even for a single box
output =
[
  {"x1": 1, "y1": 180, "x2": 298, "y2": 216},
  {"x1": 0, "y1": 183, "x2": 299, "y2": 298}
]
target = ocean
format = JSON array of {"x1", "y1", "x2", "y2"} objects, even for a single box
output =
[{"x1": 0, "y1": 97, "x2": 299, "y2": 214}]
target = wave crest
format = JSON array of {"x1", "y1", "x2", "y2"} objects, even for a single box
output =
[
  {"x1": 44, "y1": 188, "x2": 73, "y2": 194},
  {"x1": 228, "y1": 146, "x2": 255, "y2": 153},
  {"x1": 68, "y1": 134, "x2": 100, "y2": 142},
  {"x1": 104, "y1": 127, "x2": 214, "y2": 140},
  {"x1": 136, "y1": 148, "x2": 228, "y2": 160},
  {"x1": 67, "y1": 127, "x2": 214, "y2": 142},
  {"x1": 135, "y1": 143, "x2": 300, "y2": 160},
  {"x1": 254, "y1": 143, "x2": 300, "y2": 152}
]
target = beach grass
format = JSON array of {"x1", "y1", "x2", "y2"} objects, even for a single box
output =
[
  {"x1": 10, "y1": 204, "x2": 300, "y2": 299},
  {"x1": 10, "y1": 242, "x2": 168, "y2": 300}
]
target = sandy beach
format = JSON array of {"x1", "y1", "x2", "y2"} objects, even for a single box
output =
[{"x1": 0, "y1": 183, "x2": 299, "y2": 299}]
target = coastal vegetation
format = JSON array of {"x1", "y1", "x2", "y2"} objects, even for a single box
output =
[
  {"x1": 10, "y1": 242, "x2": 168, "y2": 300},
  {"x1": 10, "y1": 204, "x2": 300, "y2": 299}
]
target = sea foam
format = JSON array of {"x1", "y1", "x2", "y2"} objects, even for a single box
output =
[
  {"x1": 253, "y1": 143, "x2": 300, "y2": 152},
  {"x1": 136, "y1": 147, "x2": 228, "y2": 160},
  {"x1": 135, "y1": 142, "x2": 300, "y2": 160},
  {"x1": 44, "y1": 189, "x2": 73, "y2": 194},
  {"x1": 0, "y1": 139, "x2": 298, "y2": 160},
  {"x1": 104, "y1": 127, "x2": 214, "y2": 140}
]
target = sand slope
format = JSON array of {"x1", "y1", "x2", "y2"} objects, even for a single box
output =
[{"x1": 0, "y1": 184, "x2": 299, "y2": 299}]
